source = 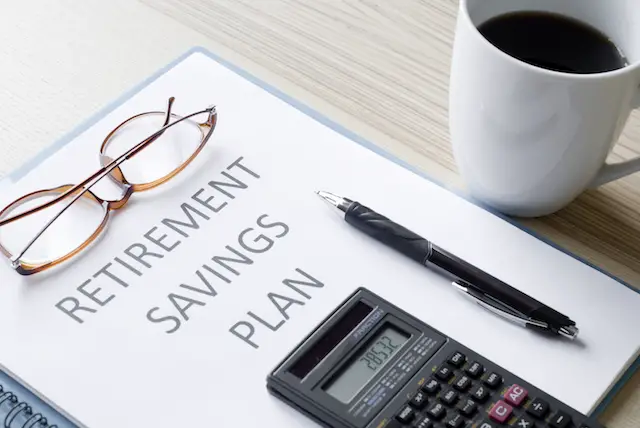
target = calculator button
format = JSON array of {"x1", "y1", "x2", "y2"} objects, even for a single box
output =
[
  {"x1": 440, "y1": 388, "x2": 458, "y2": 406},
  {"x1": 514, "y1": 414, "x2": 536, "y2": 427},
  {"x1": 427, "y1": 402, "x2": 446, "y2": 420},
  {"x1": 548, "y1": 410, "x2": 572, "y2": 428},
  {"x1": 396, "y1": 405, "x2": 415, "y2": 424},
  {"x1": 526, "y1": 397, "x2": 549, "y2": 419},
  {"x1": 444, "y1": 413, "x2": 465, "y2": 428},
  {"x1": 412, "y1": 416, "x2": 433, "y2": 428},
  {"x1": 435, "y1": 366, "x2": 454, "y2": 381},
  {"x1": 484, "y1": 372, "x2": 503, "y2": 388},
  {"x1": 421, "y1": 378, "x2": 441, "y2": 395},
  {"x1": 465, "y1": 361, "x2": 484, "y2": 378},
  {"x1": 448, "y1": 351, "x2": 466, "y2": 367},
  {"x1": 456, "y1": 398, "x2": 477, "y2": 417},
  {"x1": 469, "y1": 384, "x2": 490, "y2": 403},
  {"x1": 453, "y1": 375, "x2": 471, "y2": 392},
  {"x1": 409, "y1": 391, "x2": 429, "y2": 410},
  {"x1": 504, "y1": 384, "x2": 528, "y2": 406},
  {"x1": 488, "y1": 400, "x2": 513, "y2": 424},
  {"x1": 478, "y1": 420, "x2": 496, "y2": 428}
]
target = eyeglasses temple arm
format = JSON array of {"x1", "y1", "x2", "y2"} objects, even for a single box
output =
[{"x1": 163, "y1": 97, "x2": 175, "y2": 126}]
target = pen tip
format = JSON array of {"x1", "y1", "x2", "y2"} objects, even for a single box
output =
[
  {"x1": 314, "y1": 191, "x2": 352, "y2": 212},
  {"x1": 559, "y1": 325, "x2": 579, "y2": 340}
]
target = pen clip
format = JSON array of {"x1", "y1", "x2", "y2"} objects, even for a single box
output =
[{"x1": 452, "y1": 281, "x2": 549, "y2": 330}]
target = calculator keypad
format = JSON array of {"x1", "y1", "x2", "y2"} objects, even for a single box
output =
[
  {"x1": 548, "y1": 410, "x2": 572, "y2": 428},
  {"x1": 427, "y1": 402, "x2": 446, "y2": 420},
  {"x1": 469, "y1": 384, "x2": 490, "y2": 403},
  {"x1": 413, "y1": 416, "x2": 434, "y2": 428},
  {"x1": 444, "y1": 413, "x2": 465, "y2": 427},
  {"x1": 453, "y1": 375, "x2": 472, "y2": 392},
  {"x1": 396, "y1": 405, "x2": 415, "y2": 424},
  {"x1": 409, "y1": 391, "x2": 429, "y2": 410},
  {"x1": 527, "y1": 397, "x2": 550, "y2": 419},
  {"x1": 456, "y1": 399, "x2": 476, "y2": 417},
  {"x1": 489, "y1": 400, "x2": 513, "y2": 423},
  {"x1": 484, "y1": 372, "x2": 503, "y2": 388},
  {"x1": 389, "y1": 349, "x2": 603, "y2": 428},
  {"x1": 465, "y1": 361, "x2": 484, "y2": 378},
  {"x1": 504, "y1": 384, "x2": 529, "y2": 406},
  {"x1": 435, "y1": 366, "x2": 454, "y2": 381},
  {"x1": 448, "y1": 352, "x2": 466, "y2": 368},
  {"x1": 421, "y1": 378, "x2": 441, "y2": 395},
  {"x1": 515, "y1": 414, "x2": 536, "y2": 427},
  {"x1": 440, "y1": 389, "x2": 458, "y2": 406}
]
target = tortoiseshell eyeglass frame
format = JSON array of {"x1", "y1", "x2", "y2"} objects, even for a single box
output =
[{"x1": 0, "y1": 97, "x2": 217, "y2": 275}]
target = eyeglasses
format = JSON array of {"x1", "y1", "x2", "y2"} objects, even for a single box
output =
[{"x1": 0, "y1": 97, "x2": 217, "y2": 275}]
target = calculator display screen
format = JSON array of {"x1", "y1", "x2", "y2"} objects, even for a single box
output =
[{"x1": 324, "y1": 325, "x2": 409, "y2": 403}]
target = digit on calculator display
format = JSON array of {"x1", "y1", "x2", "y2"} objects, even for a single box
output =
[{"x1": 323, "y1": 326, "x2": 409, "y2": 403}]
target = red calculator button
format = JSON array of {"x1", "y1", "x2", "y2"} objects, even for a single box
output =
[
  {"x1": 504, "y1": 384, "x2": 528, "y2": 406},
  {"x1": 489, "y1": 400, "x2": 513, "y2": 424}
]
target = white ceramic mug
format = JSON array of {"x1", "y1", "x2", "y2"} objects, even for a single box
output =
[{"x1": 449, "y1": 0, "x2": 640, "y2": 217}]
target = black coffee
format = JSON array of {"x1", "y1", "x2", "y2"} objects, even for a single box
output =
[{"x1": 478, "y1": 11, "x2": 629, "y2": 74}]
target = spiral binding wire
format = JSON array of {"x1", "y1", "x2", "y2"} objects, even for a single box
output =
[{"x1": 0, "y1": 384, "x2": 58, "y2": 428}]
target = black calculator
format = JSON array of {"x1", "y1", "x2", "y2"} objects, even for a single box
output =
[{"x1": 266, "y1": 288, "x2": 604, "y2": 428}]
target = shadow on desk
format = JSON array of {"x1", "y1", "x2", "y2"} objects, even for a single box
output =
[{"x1": 519, "y1": 177, "x2": 640, "y2": 289}]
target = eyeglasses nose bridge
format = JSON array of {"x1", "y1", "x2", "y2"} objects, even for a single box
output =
[
  {"x1": 98, "y1": 156, "x2": 134, "y2": 211},
  {"x1": 107, "y1": 185, "x2": 134, "y2": 210}
]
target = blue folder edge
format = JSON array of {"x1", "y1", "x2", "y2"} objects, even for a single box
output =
[{"x1": 2, "y1": 46, "x2": 637, "y2": 425}]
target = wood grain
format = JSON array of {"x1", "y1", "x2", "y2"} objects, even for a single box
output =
[{"x1": 141, "y1": 0, "x2": 640, "y2": 426}]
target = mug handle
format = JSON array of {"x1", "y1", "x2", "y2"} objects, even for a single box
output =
[{"x1": 591, "y1": 86, "x2": 640, "y2": 187}]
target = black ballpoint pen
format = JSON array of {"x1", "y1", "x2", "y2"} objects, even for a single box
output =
[{"x1": 316, "y1": 190, "x2": 579, "y2": 340}]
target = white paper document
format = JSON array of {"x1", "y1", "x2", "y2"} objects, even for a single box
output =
[{"x1": 0, "y1": 50, "x2": 638, "y2": 428}]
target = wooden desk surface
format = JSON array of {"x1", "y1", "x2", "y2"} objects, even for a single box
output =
[{"x1": 0, "y1": 0, "x2": 638, "y2": 426}]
